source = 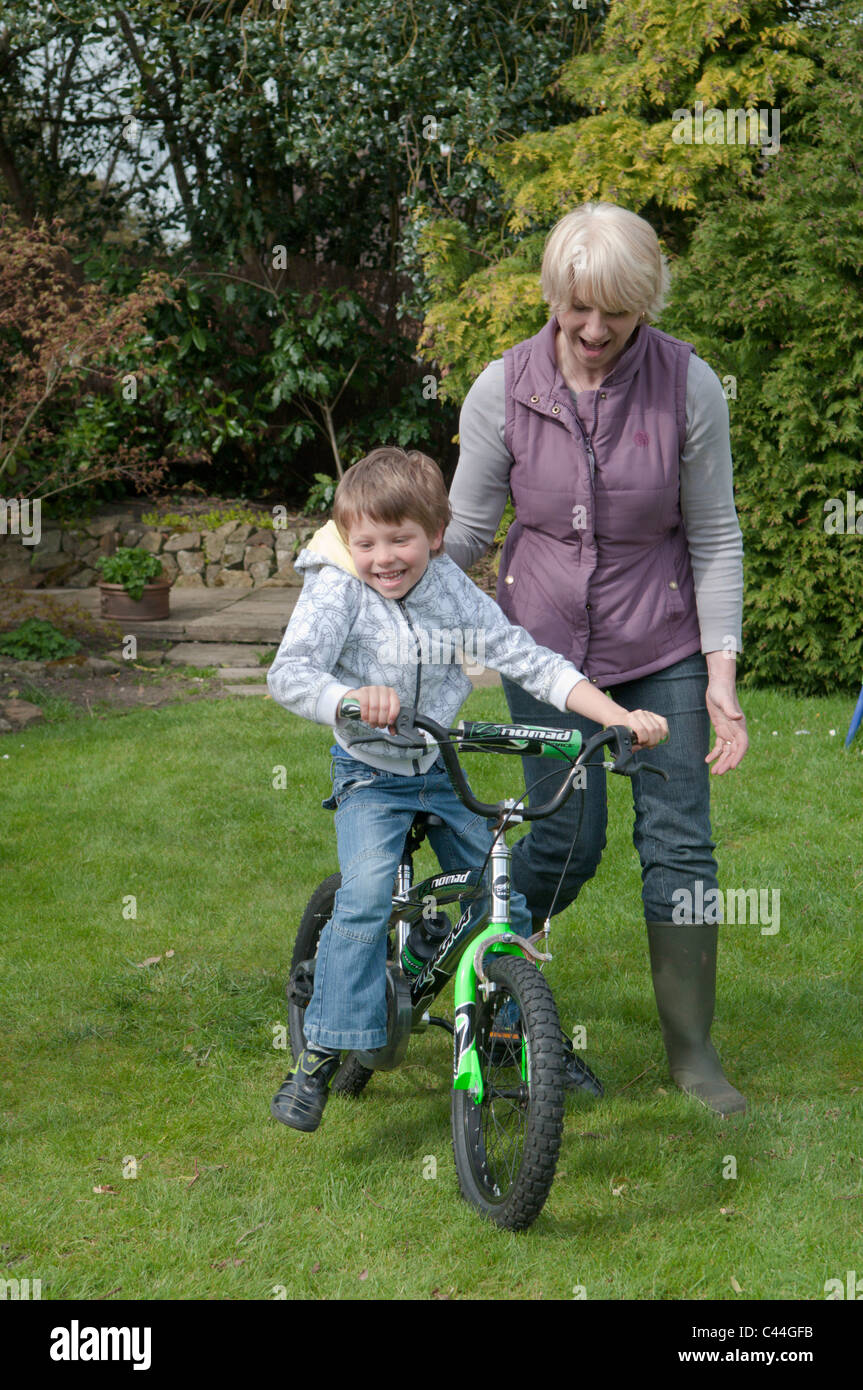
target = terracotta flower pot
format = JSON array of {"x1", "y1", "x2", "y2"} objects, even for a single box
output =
[{"x1": 98, "y1": 576, "x2": 171, "y2": 621}]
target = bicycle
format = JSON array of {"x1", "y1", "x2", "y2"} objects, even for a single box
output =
[{"x1": 285, "y1": 700, "x2": 667, "y2": 1230}]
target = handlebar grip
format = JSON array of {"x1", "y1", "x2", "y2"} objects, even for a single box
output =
[{"x1": 337, "y1": 697, "x2": 428, "y2": 749}]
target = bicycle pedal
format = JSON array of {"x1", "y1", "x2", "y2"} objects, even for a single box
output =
[{"x1": 287, "y1": 958, "x2": 316, "y2": 1007}]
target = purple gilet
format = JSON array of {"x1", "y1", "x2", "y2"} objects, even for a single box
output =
[{"x1": 497, "y1": 318, "x2": 703, "y2": 686}]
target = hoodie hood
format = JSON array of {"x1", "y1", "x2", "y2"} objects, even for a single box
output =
[{"x1": 299, "y1": 519, "x2": 359, "y2": 578}]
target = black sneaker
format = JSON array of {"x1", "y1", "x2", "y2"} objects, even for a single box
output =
[{"x1": 270, "y1": 1048, "x2": 341, "y2": 1132}]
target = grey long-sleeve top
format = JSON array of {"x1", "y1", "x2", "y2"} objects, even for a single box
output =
[{"x1": 444, "y1": 353, "x2": 744, "y2": 656}]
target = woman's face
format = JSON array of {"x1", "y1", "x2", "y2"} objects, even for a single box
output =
[{"x1": 556, "y1": 300, "x2": 643, "y2": 378}]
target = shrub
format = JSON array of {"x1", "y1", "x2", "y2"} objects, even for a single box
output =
[
  {"x1": 660, "y1": 5, "x2": 863, "y2": 694},
  {"x1": 0, "y1": 618, "x2": 81, "y2": 662}
]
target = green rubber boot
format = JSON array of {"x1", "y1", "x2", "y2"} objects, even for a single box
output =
[{"x1": 646, "y1": 922, "x2": 746, "y2": 1116}]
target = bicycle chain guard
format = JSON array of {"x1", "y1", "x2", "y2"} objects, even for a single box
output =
[{"x1": 351, "y1": 962, "x2": 413, "y2": 1071}]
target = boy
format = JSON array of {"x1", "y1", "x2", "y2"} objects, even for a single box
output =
[{"x1": 267, "y1": 447, "x2": 667, "y2": 1131}]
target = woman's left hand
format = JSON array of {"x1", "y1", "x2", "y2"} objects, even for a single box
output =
[{"x1": 705, "y1": 670, "x2": 748, "y2": 774}]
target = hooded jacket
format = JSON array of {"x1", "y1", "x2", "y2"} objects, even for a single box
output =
[{"x1": 266, "y1": 527, "x2": 585, "y2": 775}]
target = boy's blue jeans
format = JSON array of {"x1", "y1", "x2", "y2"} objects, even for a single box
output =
[{"x1": 302, "y1": 750, "x2": 534, "y2": 1052}]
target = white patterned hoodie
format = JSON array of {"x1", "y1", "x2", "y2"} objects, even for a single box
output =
[{"x1": 266, "y1": 521, "x2": 586, "y2": 775}]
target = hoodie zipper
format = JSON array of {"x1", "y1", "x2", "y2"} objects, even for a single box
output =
[{"x1": 397, "y1": 599, "x2": 423, "y2": 775}]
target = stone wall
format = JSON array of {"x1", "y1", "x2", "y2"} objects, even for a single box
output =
[{"x1": 0, "y1": 511, "x2": 317, "y2": 590}]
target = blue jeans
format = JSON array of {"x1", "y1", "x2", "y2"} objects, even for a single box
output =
[
  {"x1": 303, "y1": 752, "x2": 534, "y2": 1051},
  {"x1": 500, "y1": 652, "x2": 718, "y2": 923}
]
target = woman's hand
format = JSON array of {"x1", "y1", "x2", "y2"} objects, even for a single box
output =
[
  {"x1": 342, "y1": 686, "x2": 401, "y2": 730},
  {"x1": 704, "y1": 656, "x2": 748, "y2": 774}
]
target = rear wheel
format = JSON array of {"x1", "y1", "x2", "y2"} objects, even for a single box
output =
[
  {"x1": 287, "y1": 873, "x2": 373, "y2": 1097},
  {"x1": 451, "y1": 953, "x2": 566, "y2": 1230}
]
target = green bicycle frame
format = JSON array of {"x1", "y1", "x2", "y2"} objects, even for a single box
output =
[{"x1": 450, "y1": 828, "x2": 532, "y2": 1104}]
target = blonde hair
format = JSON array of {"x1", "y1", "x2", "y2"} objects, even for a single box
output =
[
  {"x1": 540, "y1": 202, "x2": 670, "y2": 320},
  {"x1": 333, "y1": 447, "x2": 451, "y2": 553}
]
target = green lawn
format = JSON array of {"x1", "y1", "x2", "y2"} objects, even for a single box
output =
[{"x1": 1, "y1": 689, "x2": 861, "y2": 1300}]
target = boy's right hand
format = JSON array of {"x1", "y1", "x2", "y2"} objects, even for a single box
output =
[{"x1": 341, "y1": 686, "x2": 401, "y2": 730}]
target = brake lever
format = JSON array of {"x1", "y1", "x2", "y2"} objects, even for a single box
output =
[
  {"x1": 601, "y1": 726, "x2": 670, "y2": 781},
  {"x1": 628, "y1": 759, "x2": 669, "y2": 781},
  {"x1": 342, "y1": 702, "x2": 428, "y2": 750}
]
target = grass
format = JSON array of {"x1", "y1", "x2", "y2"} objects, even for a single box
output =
[{"x1": 1, "y1": 688, "x2": 861, "y2": 1301}]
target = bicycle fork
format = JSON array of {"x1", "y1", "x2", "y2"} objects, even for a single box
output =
[{"x1": 452, "y1": 827, "x2": 531, "y2": 1104}]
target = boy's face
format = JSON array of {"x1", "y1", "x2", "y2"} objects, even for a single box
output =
[{"x1": 347, "y1": 515, "x2": 444, "y2": 600}]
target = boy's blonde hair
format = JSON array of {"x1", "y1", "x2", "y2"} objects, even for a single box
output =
[{"x1": 333, "y1": 447, "x2": 452, "y2": 553}]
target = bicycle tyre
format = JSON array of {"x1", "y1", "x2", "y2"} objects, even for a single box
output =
[
  {"x1": 287, "y1": 873, "x2": 373, "y2": 1098},
  {"x1": 451, "y1": 953, "x2": 566, "y2": 1230}
]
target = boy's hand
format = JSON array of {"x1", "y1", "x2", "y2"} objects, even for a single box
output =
[
  {"x1": 565, "y1": 682, "x2": 668, "y2": 748},
  {"x1": 342, "y1": 686, "x2": 401, "y2": 730}
]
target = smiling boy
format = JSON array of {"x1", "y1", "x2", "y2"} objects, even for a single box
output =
[{"x1": 266, "y1": 447, "x2": 667, "y2": 1131}]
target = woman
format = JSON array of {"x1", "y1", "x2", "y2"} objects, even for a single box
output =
[{"x1": 444, "y1": 202, "x2": 748, "y2": 1115}]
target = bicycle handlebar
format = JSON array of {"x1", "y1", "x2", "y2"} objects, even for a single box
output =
[{"x1": 337, "y1": 699, "x2": 668, "y2": 822}]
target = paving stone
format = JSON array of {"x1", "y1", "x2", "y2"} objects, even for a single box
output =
[
  {"x1": 165, "y1": 642, "x2": 272, "y2": 667},
  {"x1": 465, "y1": 666, "x2": 501, "y2": 689},
  {"x1": 107, "y1": 648, "x2": 165, "y2": 666},
  {"x1": 220, "y1": 684, "x2": 271, "y2": 697},
  {"x1": 0, "y1": 698, "x2": 45, "y2": 728},
  {"x1": 27, "y1": 586, "x2": 297, "y2": 643},
  {"x1": 215, "y1": 666, "x2": 268, "y2": 680}
]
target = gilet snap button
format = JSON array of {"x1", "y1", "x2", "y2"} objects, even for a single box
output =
[{"x1": 669, "y1": 581, "x2": 678, "y2": 590}]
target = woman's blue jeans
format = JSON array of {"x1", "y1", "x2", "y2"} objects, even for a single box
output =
[
  {"x1": 500, "y1": 652, "x2": 719, "y2": 924},
  {"x1": 303, "y1": 752, "x2": 533, "y2": 1052}
]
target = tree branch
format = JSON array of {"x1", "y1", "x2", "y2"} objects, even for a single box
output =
[{"x1": 113, "y1": 8, "x2": 196, "y2": 225}]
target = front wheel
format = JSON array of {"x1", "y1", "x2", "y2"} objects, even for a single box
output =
[
  {"x1": 287, "y1": 873, "x2": 373, "y2": 1098},
  {"x1": 451, "y1": 953, "x2": 566, "y2": 1230}
]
